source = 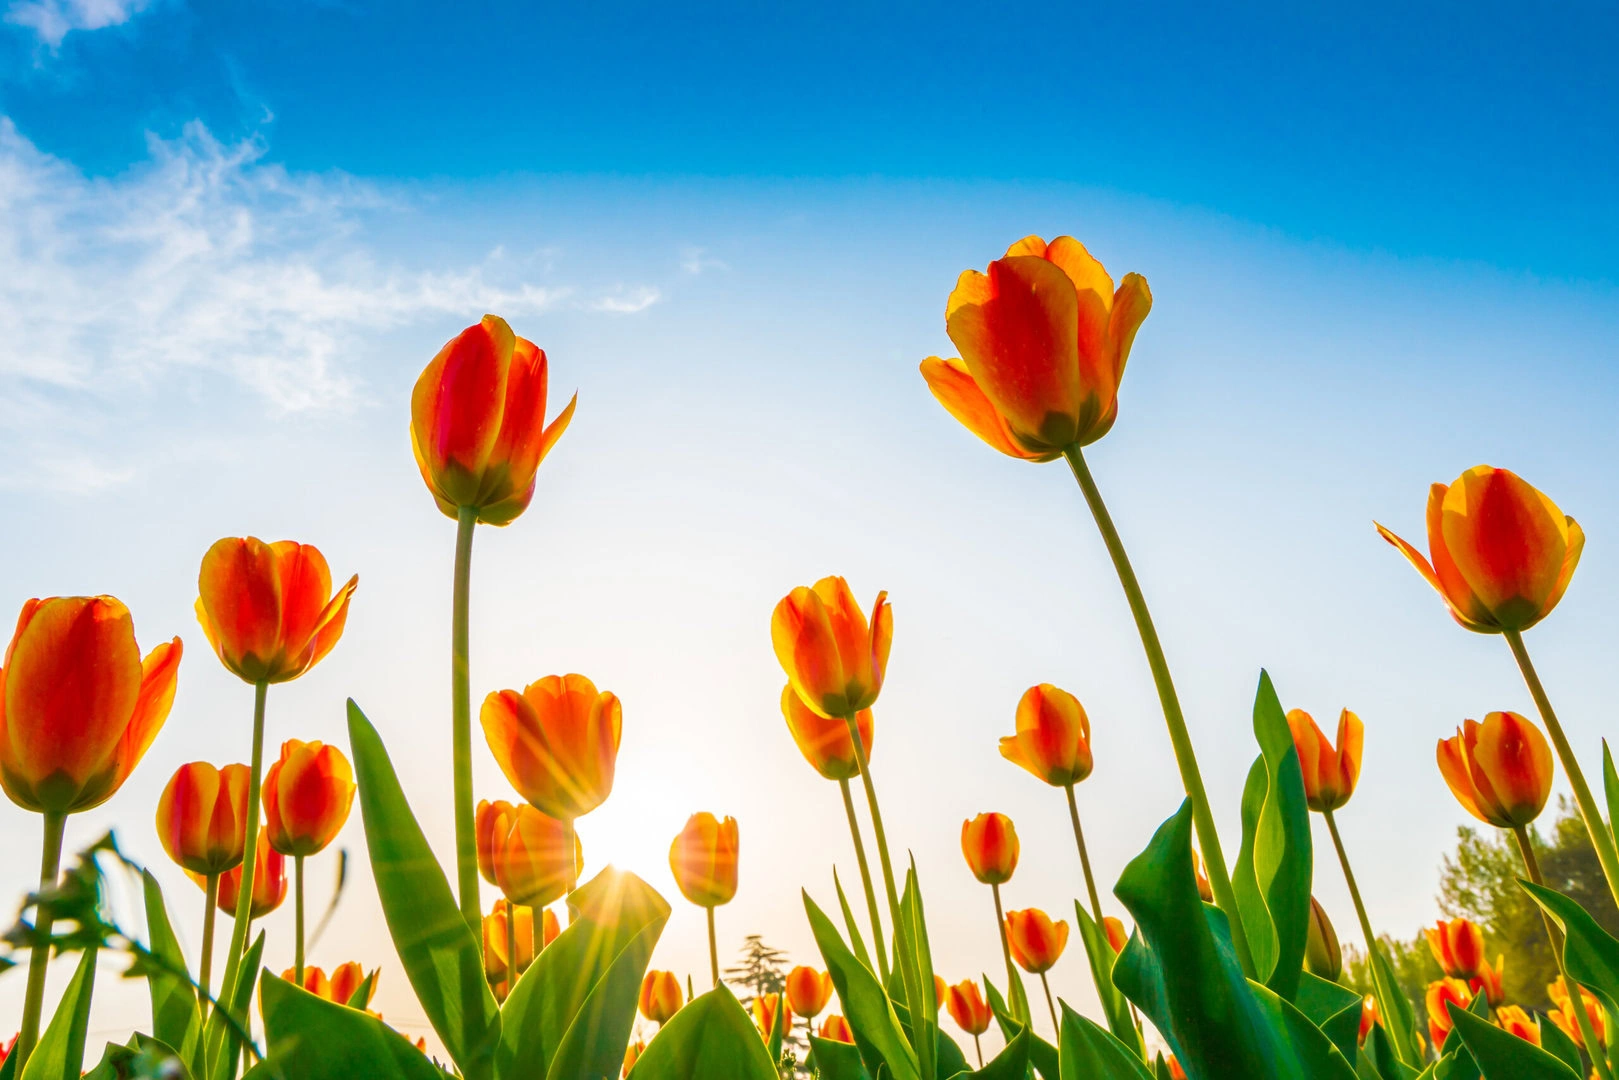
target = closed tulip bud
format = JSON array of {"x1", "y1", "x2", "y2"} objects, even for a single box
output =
[
  {"x1": 1103, "y1": 916, "x2": 1129, "y2": 955},
  {"x1": 1286, "y1": 708, "x2": 1363, "y2": 813},
  {"x1": 639, "y1": 970, "x2": 683, "y2": 1024},
  {"x1": 961, "y1": 812, "x2": 1018, "y2": 885},
  {"x1": 771, "y1": 577, "x2": 892, "y2": 720},
  {"x1": 1424, "y1": 978, "x2": 1471, "y2": 1048},
  {"x1": 621, "y1": 1038, "x2": 645, "y2": 1078},
  {"x1": 1305, "y1": 897, "x2": 1342, "y2": 981},
  {"x1": 819, "y1": 1014, "x2": 854, "y2": 1043},
  {"x1": 481, "y1": 674, "x2": 622, "y2": 821},
  {"x1": 1005, "y1": 908, "x2": 1069, "y2": 973},
  {"x1": 156, "y1": 762, "x2": 250, "y2": 876},
  {"x1": 1496, "y1": 1004, "x2": 1539, "y2": 1046},
  {"x1": 1437, "y1": 712, "x2": 1553, "y2": 828},
  {"x1": 493, "y1": 804, "x2": 577, "y2": 908},
  {"x1": 212, "y1": 827, "x2": 287, "y2": 918},
  {"x1": 780, "y1": 686, "x2": 873, "y2": 780},
  {"x1": 1000, "y1": 684, "x2": 1093, "y2": 787},
  {"x1": 1470, "y1": 955, "x2": 1504, "y2": 1007},
  {"x1": 0, "y1": 596, "x2": 181, "y2": 814},
  {"x1": 1358, "y1": 995, "x2": 1378, "y2": 1044},
  {"x1": 944, "y1": 979, "x2": 992, "y2": 1036},
  {"x1": 921, "y1": 235, "x2": 1152, "y2": 458},
  {"x1": 194, "y1": 538, "x2": 356, "y2": 685},
  {"x1": 1548, "y1": 977, "x2": 1607, "y2": 1049},
  {"x1": 669, "y1": 812, "x2": 739, "y2": 907},
  {"x1": 263, "y1": 739, "x2": 355, "y2": 857},
  {"x1": 476, "y1": 799, "x2": 516, "y2": 885},
  {"x1": 785, "y1": 966, "x2": 832, "y2": 1019},
  {"x1": 752, "y1": 993, "x2": 792, "y2": 1041},
  {"x1": 1425, "y1": 917, "x2": 1485, "y2": 980},
  {"x1": 483, "y1": 899, "x2": 535, "y2": 985},
  {"x1": 1377, "y1": 466, "x2": 1582, "y2": 635}
]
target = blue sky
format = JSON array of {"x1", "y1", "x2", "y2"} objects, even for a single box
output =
[{"x1": 1, "y1": 0, "x2": 1617, "y2": 1056}]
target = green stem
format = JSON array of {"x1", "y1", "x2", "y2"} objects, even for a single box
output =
[
  {"x1": 15, "y1": 809, "x2": 67, "y2": 1071},
  {"x1": 452, "y1": 505, "x2": 481, "y2": 938},
  {"x1": 838, "y1": 776, "x2": 890, "y2": 984},
  {"x1": 216, "y1": 680, "x2": 268, "y2": 1045},
  {"x1": 991, "y1": 882, "x2": 1023, "y2": 1020},
  {"x1": 1063, "y1": 445, "x2": 1256, "y2": 979},
  {"x1": 1323, "y1": 809, "x2": 1418, "y2": 1065},
  {"x1": 562, "y1": 816, "x2": 577, "y2": 924},
  {"x1": 1505, "y1": 630, "x2": 1619, "y2": 910},
  {"x1": 1065, "y1": 783, "x2": 1105, "y2": 927},
  {"x1": 973, "y1": 1034, "x2": 983, "y2": 1069},
  {"x1": 294, "y1": 855, "x2": 306, "y2": 985},
  {"x1": 200, "y1": 873, "x2": 219, "y2": 1003},
  {"x1": 1514, "y1": 826, "x2": 1615, "y2": 1080},
  {"x1": 1038, "y1": 971, "x2": 1059, "y2": 1039},
  {"x1": 707, "y1": 905, "x2": 720, "y2": 988}
]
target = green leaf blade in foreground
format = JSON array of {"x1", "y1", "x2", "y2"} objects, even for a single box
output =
[
  {"x1": 1056, "y1": 1005, "x2": 1154, "y2": 1080},
  {"x1": 982, "y1": 977, "x2": 1058, "y2": 1080},
  {"x1": 347, "y1": 699, "x2": 499, "y2": 1080},
  {"x1": 948, "y1": 1027, "x2": 1028, "y2": 1080},
  {"x1": 20, "y1": 948, "x2": 97, "y2": 1080},
  {"x1": 208, "y1": 931, "x2": 265, "y2": 1080},
  {"x1": 1522, "y1": 879, "x2": 1619, "y2": 1012},
  {"x1": 249, "y1": 971, "x2": 448, "y2": 1080},
  {"x1": 805, "y1": 889, "x2": 920, "y2": 1080},
  {"x1": 626, "y1": 985, "x2": 778, "y2": 1080},
  {"x1": 1446, "y1": 1003, "x2": 1578, "y2": 1080},
  {"x1": 1294, "y1": 970, "x2": 1364, "y2": 1063},
  {"x1": 809, "y1": 1035, "x2": 872, "y2": 1080},
  {"x1": 1073, "y1": 900, "x2": 1145, "y2": 1056},
  {"x1": 140, "y1": 870, "x2": 198, "y2": 1058}
]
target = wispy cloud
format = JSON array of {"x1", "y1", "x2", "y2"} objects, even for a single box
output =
[
  {"x1": 679, "y1": 246, "x2": 727, "y2": 275},
  {"x1": 5, "y1": 0, "x2": 149, "y2": 46},
  {"x1": 590, "y1": 286, "x2": 662, "y2": 314}
]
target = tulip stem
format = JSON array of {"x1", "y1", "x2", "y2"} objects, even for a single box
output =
[
  {"x1": 1513, "y1": 825, "x2": 1614, "y2": 1080},
  {"x1": 1323, "y1": 809, "x2": 1418, "y2": 1065},
  {"x1": 990, "y1": 882, "x2": 1023, "y2": 1022},
  {"x1": 1038, "y1": 971, "x2": 1059, "y2": 1039},
  {"x1": 294, "y1": 855, "x2": 306, "y2": 986},
  {"x1": 214, "y1": 679, "x2": 269, "y2": 1064},
  {"x1": 1063, "y1": 445, "x2": 1256, "y2": 981},
  {"x1": 838, "y1": 776, "x2": 890, "y2": 984},
  {"x1": 563, "y1": 817, "x2": 577, "y2": 925},
  {"x1": 452, "y1": 505, "x2": 482, "y2": 940},
  {"x1": 15, "y1": 808, "x2": 67, "y2": 1071},
  {"x1": 201, "y1": 873, "x2": 219, "y2": 1002},
  {"x1": 1065, "y1": 783, "x2": 1105, "y2": 928},
  {"x1": 706, "y1": 905, "x2": 720, "y2": 988},
  {"x1": 1504, "y1": 629, "x2": 1619, "y2": 911},
  {"x1": 973, "y1": 1034, "x2": 983, "y2": 1068},
  {"x1": 506, "y1": 906, "x2": 519, "y2": 1000}
]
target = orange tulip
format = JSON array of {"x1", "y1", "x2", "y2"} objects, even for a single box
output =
[
  {"x1": 481, "y1": 674, "x2": 622, "y2": 821},
  {"x1": 780, "y1": 686, "x2": 873, "y2": 781},
  {"x1": 920, "y1": 235, "x2": 1152, "y2": 459},
  {"x1": 492, "y1": 803, "x2": 576, "y2": 908},
  {"x1": 1358, "y1": 995, "x2": 1378, "y2": 1044},
  {"x1": 622, "y1": 1039, "x2": 645, "y2": 1078},
  {"x1": 1103, "y1": 916, "x2": 1128, "y2": 955},
  {"x1": 1192, "y1": 849, "x2": 1213, "y2": 903},
  {"x1": 1497, "y1": 1004, "x2": 1539, "y2": 1046},
  {"x1": 1286, "y1": 708, "x2": 1363, "y2": 813},
  {"x1": 944, "y1": 979, "x2": 992, "y2": 1036},
  {"x1": 0, "y1": 596, "x2": 181, "y2": 814},
  {"x1": 1005, "y1": 908, "x2": 1069, "y2": 973},
  {"x1": 1470, "y1": 955, "x2": 1504, "y2": 1007},
  {"x1": 961, "y1": 812, "x2": 1018, "y2": 885},
  {"x1": 263, "y1": 739, "x2": 355, "y2": 857},
  {"x1": 282, "y1": 962, "x2": 367, "y2": 1006},
  {"x1": 669, "y1": 812, "x2": 739, "y2": 907},
  {"x1": 1376, "y1": 466, "x2": 1582, "y2": 635},
  {"x1": 771, "y1": 577, "x2": 892, "y2": 720},
  {"x1": 933, "y1": 974, "x2": 947, "y2": 1013},
  {"x1": 410, "y1": 314, "x2": 576, "y2": 526},
  {"x1": 819, "y1": 1014, "x2": 854, "y2": 1043},
  {"x1": 194, "y1": 538, "x2": 357, "y2": 685},
  {"x1": 752, "y1": 993, "x2": 792, "y2": 1041},
  {"x1": 1000, "y1": 684, "x2": 1093, "y2": 787},
  {"x1": 541, "y1": 906, "x2": 561, "y2": 948},
  {"x1": 1437, "y1": 712, "x2": 1553, "y2": 828},
  {"x1": 1549, "y1": 977, "x2": 1608, "y2": 1049},
  {"x1": 476, "y1": 799, "x2": 517, "y2": 884},
  {"x1": 1425, "y1": 978, "x2": 1471, "y2": 1049},
  {"x1": 785, "y1": 966, "x2": 832, "y2": 1019},
  {"x1": 483, "y1": 899, "x2": 535, "y2": 985},
  {"x1": 1425, "y1": 917, "x2": 1485, "y2": 980},
  {"x1": 639, "y1": 970, "x2": 683, "y2": 1024},
  {"x1": 155, "y1": 762, "x2": 251, "y2": 876},
  {"x1": 213, "y1": 827, "x2": 287, "y2": 918}
]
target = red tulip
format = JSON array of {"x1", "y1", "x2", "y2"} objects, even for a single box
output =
[
  {"x1": 263, "y1": 739, "x2": 355, "y2": 857},
  {"x1": 194, "y1": 538, "x2": 356, "y2": 684},
  {"x1": 155, "y1": 762, "x2": 251, "y2": 876}
]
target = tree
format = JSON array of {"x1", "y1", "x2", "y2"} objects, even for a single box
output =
[{"x1": 725, "y1": 933, "x2": 791, "y2": 1006}]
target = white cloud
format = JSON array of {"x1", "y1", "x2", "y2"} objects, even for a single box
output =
[
  {"x1": 5, "y1": 0, "x2": 148, "y2": 47},
  {"x1": 590, "y1": 285, "x2": 662, "y2": 314},
  {"x1": 679, "y1": 246, "x2": 727, "y2": 275}
]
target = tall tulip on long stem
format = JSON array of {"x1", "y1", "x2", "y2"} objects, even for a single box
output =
[
  {"x1": 0, "y1": 596, "x2": 181, "y2": 1071},
  {"x1": 412, "y1": 314, "x2": 576, "y2": 936},
  {"x1": 156, "y1": 761, "x2": 250, "y2": 1006},
  {"x1": 919, "y1": 235, "x2": 1254, "y2": 978},
  {"x1": 962, "y1": 812, "x2": 1024, "y2": 1019},
  {"x1": 263, "y1": 739, "x2": 355, "y2": 984},
  {"x1": 670, "y1": 813, "x2": 739, "y2": 987}
]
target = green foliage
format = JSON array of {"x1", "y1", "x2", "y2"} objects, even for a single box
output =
[
  {"x1": 627, "y1": 985, "x2": 778, "y2": 1079},
  {"x1": 1072, "y1": 902, "x2": 1144, "y2": 1055},
  {"x1": 20, "y1": 949, "x2": 97, "y2": 1080},
  {"x1": 249, "y1": 973, "x2": 446, "y2": 1080},
  {"x1": 1446, "y1": 1004, "x2": 1579, "y2": 1079},
  {"x1": 1056, "y1": 1005, "x2": 1154, "y2": 1080},
  {"x1": 951, "y1": 1028, "x2": 1028, "y2": 1079},
  {"x1": 724, "y1": 934, "x2": 790, "y2": 1005},
  {"x1": 139, "y1": 870, "x2": 199, "y2": 1067},
  {"x1": 804, "y1": 890, "x2": 919, "y2": 1080}
]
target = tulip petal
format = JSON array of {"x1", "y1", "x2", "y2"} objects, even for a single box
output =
[
  {"x1": 411, "y1": 315, "x2": 515, "y2": 506},
  {"x1": 115, "y1": 637, "x2": 182, "y2": 790},
  {"x1": 771, "y1": 587, "x2": 847, "y2": 718},
  {"x1": 198, "y1": 538, "x2": 285, "y2": 678},
  {"x1": 1335, "y1": 709, "x2": 1364, "y2": 800},
  {"x1": 1468, "y1": 712, "x2": 1552, "y2": 825},
  {"x1": 1437, "y1": 729, "x2": 1489, "y2": 824},
  {"x1": 300, "y1": 575, "x2": 358, "y2": 680},
  {"x1": 1108, "y1": 272, "x2": 1153, "y2": 383},
  {"x1": 1442, "y1": 467, "x2": 1569, "y2": 628},
  {"x1": 272, "y1": 542, "x2": 334, "y2": 667},
  {"x1": 919, "y1": 357, "x2": 1050, "y2": 460}
]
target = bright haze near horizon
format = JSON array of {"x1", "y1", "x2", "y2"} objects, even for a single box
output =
[{"x1": 1, "y1": 0, "x2": 1616, "y2": 1058}]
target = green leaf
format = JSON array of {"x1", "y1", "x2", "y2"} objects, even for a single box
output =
[
  {"x1": 1073, "y1": 901, "x2": 1145, "y2": 1056},
  {"x1": 21, "y1": 948, "x2": 98, "y2": 1080},
  {"x1": 982, "y1": 977, "x2": 1057, "y2": 1080},
  {"x1": 899, "y1": 862, "x2": 938, "y2": 1080},
  {"x1": 345, "y1": 970, "x2": 377, "y2": 1011},
  {"x1": 347, "y1": 700, "x2": 499, "y2": 1080},
  {"x1": 84, "y1": 1035, "x2": 193, "y2": 1080},
  {"x1": 808, "y1": 1036, "x2": 872, "y2": 1080},
  {"x1": 948, "y1": 1028, "x2": 1028, "y2": 1080},
  {"x1": 209, "y1": 931, "x2": 265, "y2": 1080},
  {"x1": 1250, "y1": 979, "x2": 1358, "y2": 1080},
  {"x1": 1522, "y1": 879, "x2": 1619, "y2": 1015},
  {"x1": 1446, "y1": 1003, "x2": 1578, "y2": 1079},
  {"x1": 496, "y1": 867, "x2": 669, "y2": 1080},
  {"x1": 1536, "y1": 1012, "x2": 1582, "y2": 1077},
  {"x1": 249, "y1": 971, "x2": 446, "y2": 1080},
  {"x1": 768, "y1": 978, "x2": 787, "y2": 1063},
  {"x1": 1371, "y1": 944, "x2": 1422, "y2": 1065},
  {"x1": 1603, "y1": 741, "x2": 1619, "y2": 856},
  {"x1": 834, "y1": 868, "x2": 875, "y2": 975},
  {"x1": 140, "y1": 871, "x2": 198, "y2": 1060},
  {"x1": 805, "y1": 890, "x2": 919, "y2": 1080},
  {"x1": 1230, "y1": 671, "x2": 1312, "y2": 1001},
  {"x1": 1294, "y1": 971, "x2": 1364, "y2": 1063},
  {"x1": 1056, "y1": 1005, "x2": 1155, "y2": 1080},
  {"x1": 626, "y1": 985, "x2": 778, "y2": 1080}
]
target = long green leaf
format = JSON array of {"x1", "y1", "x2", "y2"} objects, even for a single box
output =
[
  {"x1": 626, "y1": 985, "x2": 778, "y2": 1080},
  {"x1": 1371, "y1": 944, "x2": 1421, "y2": 1065},
  {"x1": 248, "y1": 971, "x2": 447, "y2": 1080},
  {"x1": 809, "y1": 1036, "x2": 872, "y2": 1080},
  {"x1": 84, "y1": 1036, "x2": 193, "y2": 1080},
  {"x1": 1603, "y1": 741, "x2": 1619, "y2": 856},
  {"x1": 1251, "y1": 979, "x2": 1358, "y2": 1080},
  {"x1": 1056, "y1": 1005, "x2": 1154, "y2": 1080},
  {"x1": 805, "y1": 890, "x2": 919, "y2": 1080},
  {"x1": 901, "y1": 862, "x2": 938, "y2": 1080},
  {"x1": 141, "y1": 871, "x2": 198, "y2": 1057},
  {"x1": 981, "y1": 978, "x2": 1057, "y2": 1080},
  {"x1": 1446, "y1": 1004, "x2": 1578, "y2": 1079},
  {"x1": 834, "y1": 868, "x2": 875, "y2": 975},
  {"x1": 209, "y1": 931, "x2": 265, "y2": 1080},
  {"x1": 20, "y1": 948, "x2": 97, "y2": 1080},
  {"x1": 947, "y1": 1028, "x2": 1028, "y2": 1080},
  {"x1": 1537, "y1": 1013, "x2": 1582, "y2": 1077},
  {"x1": 1294, "y1": 971, "x2": 1364, "y2": 1063},
  {"x1": 347, "y1": 700, "x2": 499, "y2": 1080},
  {"x1": 1073, "y1": 901, "x2": 1144, "y2": 1056}
]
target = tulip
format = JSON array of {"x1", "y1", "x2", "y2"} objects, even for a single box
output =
[
  {"x1": 476, "y1": 798, "x2": 516, "y2": 885},
  {"x1": 1006, "y1": 907, "x2": 1068, "y2": 1036},
  {"x1": 1192, "y1": 849, "x2": 1213, "y2": 903},
  {"x1": 752, "y1": 993, "x2": 792, "y2": 1043},
  {"x1": 410, "y1": 314, "x2": 576, "y2": 527},
  {"x1": 1424, "y1": 917, "x2": 1484, "y2": 981},
  {"x1": 1358, "y1": 995, "x2": 1378, "y2": 1044},
  {"x1": 962, "y1": 813, "x2": 1019, "y2": 885},
  {"x1": 283, "y1": 962, "x2": 368, "y2": 1007},
  {"x1": 819, "y1": 1014, "x2": 853, "y2": 1044},
  {"x1": 771, "y1": 577, "x2": 892, "y2": 721},
  {"x1": 1286, "y1": 708, "x2": 1363, "y2": 813},
  {"x1": 639, "y1": 970, "x2": 683, "y2": 1025},
  {"x1": 1103, "y1": 916, "x2": 1128, "y2": 955},
  {"x1": 195, "y1": 538, "x2": 357, "y2": 686},
  {"x1": 264, "y1": 737, "x2": 356, "y2": 983},
  {"x1": 156, "y1": 761, "x2": 250, "y2": 995},
  {"x1": 1001, "y1": 684, "x2": 1094, "y2": 786},
  {"x1": 540, "y1": 906, "x2": 561, "y2": 949},
  {"x1": 933, "y1": 974, "x2": 947, "y2": 1014},
  {"x1": 785, "y1": 966, "x2": 832, "y2": 1019},
  {"x1": 1425, "y1": 978, "x2": 1471, "y2": 1049},
  {"x1": 214, "y1": 827, "x2": 287, "y2": 919},
  {"x1": 1470, "y1": 955, "x2": 1504, "y2": 1008},
  {"x1": 670, "y1": 812, "x2": 739, "y2": 986},
  {"x1": 1305, "y1": 897, "x2": 1342, "y2": 981},
  {"x1": 493, "y1": 803, "x2": 577, "y2": 909},
  {"x1": 944, "y1": 978, "x2": 992, "y2": 1066},
  {"x1": 1549, "y1": 977, "x2": 1608, "y2": 1049},
  {"x1": 1437, "y1": 712, "x2": 1553, "y2": 829},
  {"x1": 622, "y1": 1039, "x2": 645, "y2": 1078},
  {"x1": 486, "y1": 899, "x2": 535, "y2": 976},
  {"x1": 1496, "y1": 1004, "x2": 1539, "y2": 1046},
  {"x1": 780, "y1": 685, "x2": 873, "y2": 782},
  {"x1": 920, "y1": 235, "x2": 1152, "y2": 458},
  {"x1": 481, "y1": 674, "x2": 622, "y2": 823}
]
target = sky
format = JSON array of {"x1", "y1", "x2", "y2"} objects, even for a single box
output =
[{"x1": 1, "y1": 0, "x2": 1617, "y2": 1061}]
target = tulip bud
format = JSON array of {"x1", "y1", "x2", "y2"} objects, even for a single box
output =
[
  {"x1": 669, "y1": 812, "x2": 739, "y2": 907},
  {"x1": 1425, "y1": 917, "x2": 1485, "y2": 980},
  {"x1": 621, "y1": 1038, "x2": 645, "y2": 1078},
  {"x1": 493, "y1": 804, "x2": 576, "y2": 908},
  {"x1": 785, "y1": 966, "x2": 832, "y2": 1019},
  {"x1": 1304, "y1": 897, "x2": 1342, "y2": 981},
  {"x1": 156, "y1": 762, "x2": 250, "y2": 876},
  {"x1": 961, "y1": 812, "x2": 1018, "y2": 885},
  {"x1": 1424, "y1": 978, "x2": 1471, "y2": 1050},
  {"x1": 1000, "y1": 684, "x2": 1093, "y2": 787},
  {"x1": 195, "y1": 538, "x2": 356, "y2": 685},
  {"x1": 0, "y1": 595, "x2": 181, "y2": 815},
  {"x1": 752, "y1": 993, "x2": 792, "y2": 1041},
  {"x1": 1470, "y1": 955, "x2": 1504, "y2": 1008},
  {"x1": 639, "y1": 970, "x2": 683, "y2": 1024},
  {"x1": 282, "y1": 962, "x2": 367, "y2": 1007},
  {"x1": 481, "y1": 675, "x2": 622, "y2": 821},
  {"x1": 1436, "y1": 712, "x2": 1553, "y2": 828},
  {"x1": 819, "y1": 1014, "x2": 854, "y2": 1043},
  {"x1": 1286, "y1": 708, "x2": 1363, "y2": 813},
  {"x1": 263, "y1": 739, "x2": 355, "y2": 857},
  {"x1": 1103, "y1": 916, "x2": 1129, "y2": 955},
  {"x1": 780, "y1": 686, "x2": 873, "y2": 781},
  {"x1": 1358, "y1": 995, "x2": 1378, "y2": 1044},
  {"x1": 944, "y1": 979, "x2": 992, "y2": 1036},
  {"x1": 771, "y1": 578, "x2": 892, "y2": 719},
  {"x1": 476, "y1": 799, "x2": 516, "y2": 885},
  {"x1": 1005, "y1": 908, "x2": 1069, "y2": 973},
  {"x1": 212, "y1": 827, "x2": 287, "y2": 918},
  {"x1": 1497, "y1": 1004, "x2": 1540, "y2": 1046}
]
